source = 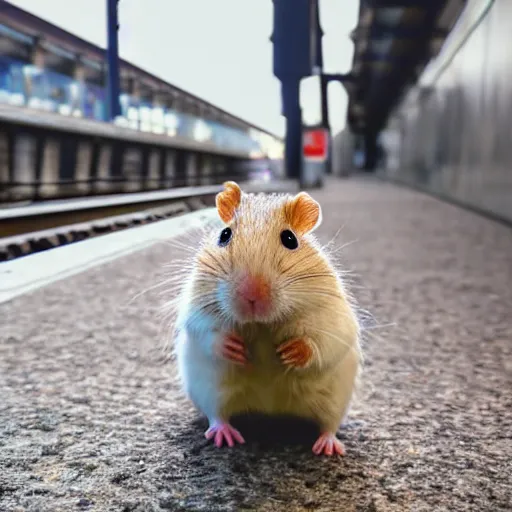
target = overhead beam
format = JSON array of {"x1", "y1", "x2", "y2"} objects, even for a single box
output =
[
  {"x1": 363, "y1": 0, "x2": 443, "y2": 7},
  {"x1": 359, "y1": 52, "x2": 421, "y2": 64},
  {"x1": 352, "y1": 24, "x2": 449, "y2": 40}
]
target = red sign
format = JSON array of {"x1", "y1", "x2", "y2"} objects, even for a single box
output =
[{"x1": 303, "y1": 128, "x2": 328, "y2": 161}]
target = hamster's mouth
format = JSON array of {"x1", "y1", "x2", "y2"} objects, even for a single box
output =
[{"x1": 235, "y1": 298, "x2": 273, "y2": 320}]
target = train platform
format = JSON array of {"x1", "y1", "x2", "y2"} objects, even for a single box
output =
[{"x1": 1, "y1": 176, "x2": 511, "y2": 512}]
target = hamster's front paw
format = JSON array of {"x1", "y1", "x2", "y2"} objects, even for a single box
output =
[
  {"x1": 277, "y1": 337, "x2": 313, "y2": 368},
  {"x1": 217, "y1": 332, "x2": 248, "y2": 366}
]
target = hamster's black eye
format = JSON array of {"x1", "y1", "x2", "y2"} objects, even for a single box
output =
[
  {"x1": 280, "y1": 229, "x2": 298, "y2": 250},
  {"x1": 218, "y1": 227, "x2": 232, "y2": 247}
]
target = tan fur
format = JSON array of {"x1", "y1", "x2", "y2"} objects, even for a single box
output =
[
  {"x1": 216, "y1": 181, "x2": 242, "y2": 223},
  {"x1": 182, "y1": 182, "x2": 362, "y2": 437}
]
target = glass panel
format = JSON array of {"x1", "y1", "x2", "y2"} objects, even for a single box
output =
[{"x1": 0, "y1": 56, "x2": 283, "y2": 157}]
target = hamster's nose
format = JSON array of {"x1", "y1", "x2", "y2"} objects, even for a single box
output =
[{"x1": 236, "y1": 273, "x2": 271, "y2": 311}]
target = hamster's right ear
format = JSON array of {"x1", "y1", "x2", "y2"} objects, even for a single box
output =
[{"x1": 216, "y1": 181, "x2": 242, "y2": 223}]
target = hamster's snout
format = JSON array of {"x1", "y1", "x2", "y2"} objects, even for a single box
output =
[{"x1": 234, "y1": 273, "x2": 272, "y2": 319}]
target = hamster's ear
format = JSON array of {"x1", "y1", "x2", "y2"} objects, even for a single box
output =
[
  {"x1": 216, "y1": 181, "x2": 242, "y2": 223},
  {"x1": 285, "y1": 191, "x2": 322, "y2": 234}
]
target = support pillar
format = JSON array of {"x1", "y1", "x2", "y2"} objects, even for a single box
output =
[
  {"x1": 364, "y1": 131, "x2": 378, "y2": 172},
  {"x1": 126, "y1": 77, "x2": 141, "y2": 129},
  {"x1": 320, "y1": 74, "x2": 332, "y2": 174},
  {"x1": 31, "y1": 36, "x2": 46, "y2": 68},
  {"x1": 272, "y1": 0, "x2": 317, "y2": 182},
  {"x1": 281, "y1": 80, "x2": 302, "y2": 180},
  {"x1": 152, "y1": 91, "x2": 167, "y2": 134},
  {"x1": 106, "y1": 0, "x2": 121, "y2": 120},
  {"x1": 72, "y1": 55, "x2": 86, "y2": 116},
  {"x1": 25, "y1": 36, "x2": 46, "y2": 107}
]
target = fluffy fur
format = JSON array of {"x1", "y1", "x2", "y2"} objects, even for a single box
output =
[{"x1": 174, "y1": 182, "x2": 362, "y2": 454}]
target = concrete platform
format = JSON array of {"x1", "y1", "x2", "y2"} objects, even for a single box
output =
[{"x1": 1, "y1": 176, "x2": 511, "y2": 511}]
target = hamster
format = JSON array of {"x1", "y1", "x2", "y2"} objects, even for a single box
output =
[{"x1": 174, "y1": 181, "x2": 362, "y2": 456}]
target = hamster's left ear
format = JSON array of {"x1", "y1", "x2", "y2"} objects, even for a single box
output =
[
  {"x1": 285, "y1": 191, "x2": 322, "y2": 234},
  {"x1": 216, "y1": 181, "x2": 242, "y2": 223}
]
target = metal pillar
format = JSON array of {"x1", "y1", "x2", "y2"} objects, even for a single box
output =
[
  {"x1": 320, "y1": 74, "x2": 330, "y2": 131},
  {"x1": 281, "y1": 80, "x2": 302, "y2": 180},
  {"x1": 318, "y1": 73, "x2": 356, "y2": 175},
  {"x1": 272, "y1": 0, "x2": 320, "y2": 181},
  {"x1": 106, "y1": 0, "x2": 121, "y2": 121},
  {"x1": 319, "y1": 74, "x2": 332, "y2": 174},
  {"x1": 364, "y1": 131, "x2": 378, "y2": 172}
]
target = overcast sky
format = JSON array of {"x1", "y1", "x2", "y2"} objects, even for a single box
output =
[{"x1": 10, "y1": 0, "x2": 358, "y2": 137}]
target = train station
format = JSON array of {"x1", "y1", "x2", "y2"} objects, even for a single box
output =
[{"x1": 1, "y1": 0, "x2": 511, "y2": 510}]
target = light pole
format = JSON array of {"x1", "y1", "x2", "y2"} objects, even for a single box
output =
[{"x1": 106, "y1": 0, "x2": 121, "y2": 121}]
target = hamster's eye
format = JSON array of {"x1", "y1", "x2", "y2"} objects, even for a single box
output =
[
  {"x1": 280, "y1": 229, "x2": 298, "y2": 250},
  {"x1": 218, "y1": 227, "x2": 232, "y2": 247}
]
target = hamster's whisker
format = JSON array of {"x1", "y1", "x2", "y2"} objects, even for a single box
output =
[
  {"x1": 196, "y1": 258, "x2": 225, "y2": 278},
  {"x1": 124, "y1": 270, "x2": 193, "y2": 307},
  {"x1": 361, "y1": 322, "x2": 397, "y2": 332},
  {"x1": 161, "y1": 262, "x2": 195, "y2": 273},
  {"x1": 190, "y1": 300, "x2": 222, "y2": 318},
  {"x1": 196, "y1": 270, "x2": 224, "y2": 281},
  {"x1": 285, "y1": 282, "x2": 340, "y2": 292},
  {"x1": 159, "y1": 271, "x2": 194, "y2": 282},
  {"x1": 282, "y1": 272, "x2": 334, "y2": 286},
  {"x1": 321, "y1": 226, "x2": 345, "y2": 250},
  {"x1": 280, "y1": 252, "x2": 318, "y2": 275},
  {"x1": 188, "y1": 289, "x2": 219, "y2": 301},
  {"x1": 159, "y1": 270, "x2": 194, "y2": 283},
  {"x1": 201, "y1": 249, "x2": 229, "y2": 276},
  {"x1": 331, "y1": 264, "x2": 358, "y2": 276},
  {"x1": 160, "y1": 239, "x2": 201, "y2": 254},
  {"x1": 321, "y1": 238, "x2": 359, "y2": 255},
  {"x1": 157, "y1": 277, "x2": 191, "y2": 293},
  {"x1": 304, "y1": 325, "x2": 355, "y2": 353},
  {"x1": 125, "y1": 280, "x2": 177, "y2": 305},
  {"x1": 199, "y1": 302, "x2": 222, "y2": 315},
  {"x1": 289, "y1": 288, "x2": 345, "y2": 301}
]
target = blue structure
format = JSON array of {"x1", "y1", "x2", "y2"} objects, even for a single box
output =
[
  {"x1": 271, "y1": 0, "x2": 324, "y2": 181},
  {"x1": 106, "y1": 0, "x2": 121, "y2": 121},
  {"x1": 0, "y1": 1, "x2": 283, "y2": 160}
]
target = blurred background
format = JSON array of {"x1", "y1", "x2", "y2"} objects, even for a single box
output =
[{"x1": 1, "y1": 0, "x2": 510, "y2": 226}]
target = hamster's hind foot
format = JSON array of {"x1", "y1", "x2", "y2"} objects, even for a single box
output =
[
  {"x1": 205, "y1": 419, "x2": 245, "y2": 448},
  {"x1": 312, "y1": 432, "x2": 345, "y2": 456},
  {"x1": 217, "y1": 332, "x2": 248, "y2": 366}
]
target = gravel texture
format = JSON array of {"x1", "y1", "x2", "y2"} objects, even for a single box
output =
[{"x1": 1, "y1": 176, "x2": 511, "y2": 512}]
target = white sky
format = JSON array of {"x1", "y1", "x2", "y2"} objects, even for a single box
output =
[{"x1": 9, "y1": 0, "x2": 359, "y2": 137}]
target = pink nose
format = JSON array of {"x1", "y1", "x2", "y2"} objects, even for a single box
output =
[{"x1": 236, "y1": 274, "x2": 271, "y2": 315}]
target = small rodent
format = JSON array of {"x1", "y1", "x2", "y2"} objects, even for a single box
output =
[{"x1": 174, "y1": 181, "x2": 362, "y2": 456}]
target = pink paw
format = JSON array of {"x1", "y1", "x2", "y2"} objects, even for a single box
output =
[
  {"x1": 205, "y1": 420, "x2": 245, "y2": 448},
  {"x1": 312, "y1": 432, "x2": 345, "y2": 456},
  {"x1": 217, "y1": 332, "x2": 248, "y2": 366}
]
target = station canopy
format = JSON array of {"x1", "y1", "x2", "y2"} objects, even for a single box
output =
[{"x1": 346, "y1": 0, "x2": 467, "y2": 135}]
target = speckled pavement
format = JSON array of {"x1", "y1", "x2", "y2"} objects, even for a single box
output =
[{"x1": 1, "y1": 176, "x2": 511, "y2": 512}]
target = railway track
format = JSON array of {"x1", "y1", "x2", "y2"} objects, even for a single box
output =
[{"x1": 0, "y1": 180, "x2": 296, "y2": 262}]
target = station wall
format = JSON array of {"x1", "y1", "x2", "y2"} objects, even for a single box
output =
[{"x1": 378, "y1": 0, "x2": 512, "y2": 223}]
